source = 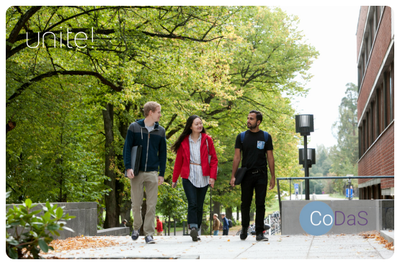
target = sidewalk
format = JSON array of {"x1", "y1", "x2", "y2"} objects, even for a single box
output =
[{"x1": 43, "y1": 233, "x2": 394, "y2": 259}]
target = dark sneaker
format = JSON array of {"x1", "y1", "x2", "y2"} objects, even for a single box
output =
[
  {"x1": 197, "y1": 236, "x2": 201, "y2": 241},
  {"x1": 145, "y1": 235, "x2": 155, "y2": 244},
  {"x1": 256, "y1": 234, "x2": 269, "y2": 241},
  {"x1": 131, "y1": 230, "x2": 139, "y2": 241},
  {"x1": 190, "y1": 228, "x2": 198, "y2": 242}
]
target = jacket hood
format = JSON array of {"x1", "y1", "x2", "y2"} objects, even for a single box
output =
[{"x1": 136, "y1": 118, "x2": 159, "y2": 129}]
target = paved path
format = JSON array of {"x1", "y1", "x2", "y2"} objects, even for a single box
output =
[{"x1": 44, "y1": 233, "x2": 393, "y2": 259}]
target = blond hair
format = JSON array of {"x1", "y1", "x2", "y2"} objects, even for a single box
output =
[{"x1": 143, "y1": 101, "x2": 161, "y2": 117}]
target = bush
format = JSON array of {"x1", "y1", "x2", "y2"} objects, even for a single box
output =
[
  {"x1": 231, "y1": 219, "x2": 240, "y2": 227},
  {"x1": 6, "y1": 195, "x2": 75, "y2": 259}
]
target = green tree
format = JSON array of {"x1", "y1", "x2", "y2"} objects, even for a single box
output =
[
  {"x1": 6, "y1": 6, "x2": 238, "y2": 228},
  {"x1": 6, "y1": 6, "x2": 318, "y2": 229},
  {"x1": 207, "y1": 6, "x2": 318, "y2": 209},
  {"x1": 310, "y1": 144, "x2": 332, "y2": 177},
  {"x1": 156, "y1": 183, "x2": 187, "y2": 222},
  {"x1": 330, "y1": 83, "x2": 358, "y2": 177}
]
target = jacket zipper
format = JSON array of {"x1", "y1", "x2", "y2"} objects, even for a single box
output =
[{"x1": 145, "y1": 132, "x2": 150, "y2": 171}]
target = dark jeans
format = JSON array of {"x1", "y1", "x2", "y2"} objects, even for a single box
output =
[
  {"x1": 182, "y1": 178, "x2": 209, "y2": 230},
  {"x1": 241, "y1": 169, "x2": 267, "y2": 235},
  {"x1": 223, "y1": 229, "x2": 229, "y2": 235}
]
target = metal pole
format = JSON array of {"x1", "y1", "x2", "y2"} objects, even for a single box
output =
[
  {"x1": 304, "y1": 135, "x2": 309, "y2": 200},
  {"x1": 301, "y1": 181, "x2": 303, "y2": 199},
  {"x1": 210, "y1": 185, "x2": 212, "y2": 236},
  {"x1": 277, "y1": 179, "x2": 282, "y2": 227}
]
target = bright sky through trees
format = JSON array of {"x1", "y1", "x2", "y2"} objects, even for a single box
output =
[{"x1": 280, "y1": 6, "x2": 360, "y2": 148}]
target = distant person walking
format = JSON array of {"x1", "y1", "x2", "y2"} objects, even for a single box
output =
[
  {"x1": 156, "y1": 216, "x2": 163, "y2": 236},
  {"x1": 123, "y1": 101, "x2": 167, "y2": 244},
  {"x1": 213, "y1": 214, "x2": 221, "y2": 235},
  {"x1": 221, "y1": 213, "x2": 229, "y2": 235},
  {"x1": 230, "y1": 110, "x2": 275, "y2": 242},
  {"x1": 172, "y1": 115, "x2": 218, "y2": 242}
]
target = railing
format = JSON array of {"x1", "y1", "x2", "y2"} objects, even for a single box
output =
[{"x1": 276, "y1": 175, "x2": 394, "y2": 224}]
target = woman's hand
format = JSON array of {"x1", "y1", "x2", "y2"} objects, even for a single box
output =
[
  {"x1": 172, "y1": 182, "x2": 177, "y2": 188},
  {"x1": 209, "y1": 178, "x2": 215, "y2": 188}
]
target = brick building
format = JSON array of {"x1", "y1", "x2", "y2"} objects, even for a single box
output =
[{"x1": 356, "y1": 6, "x2": 394, "y2": 199}]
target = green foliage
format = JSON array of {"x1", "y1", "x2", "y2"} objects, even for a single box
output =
[
  {"x1": 310, "y1": 145, "x2": 333, "y2": 177},
  {"x1": 6, "y1": 194, "x2": 76, "y2": 259},
  {"x1": 330, "y1": 83, "x2": 359, "y2": 177},
  {"x1": 156, "y1": 182, "x2": 187, "y2": 221},
  {"x1": 6, "y1": 6, "x2": 318, "y2": 222}
]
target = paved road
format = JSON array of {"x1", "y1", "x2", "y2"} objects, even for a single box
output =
[{"x1": 43, "y1": 233, "x2": 393, "y2": 259}]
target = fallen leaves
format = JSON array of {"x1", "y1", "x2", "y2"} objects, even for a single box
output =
[
  {"x1": 41, "y1": 236, "x2": 125, "y2": 255},
  {"x1": 359, "y1": 231, "x2": 394, "y2": 251}
]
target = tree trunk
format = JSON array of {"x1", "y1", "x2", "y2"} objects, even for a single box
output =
[
  {"x1": 226, "y1": 207, "x2": 233, "y2": 220},
  {"x1": 117, "y1": 103, "x2": 132, "y2": 228},
  {"x1": 102, "y1": 103, "x2": 119, "y2": 228},
  {"x1": 212, "y1": 201, "x2": 221, "y2": 217}
]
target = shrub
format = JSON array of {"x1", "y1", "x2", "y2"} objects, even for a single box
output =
[{"x1": 6, "y1": 196, "x2": 75, "y2": 259}]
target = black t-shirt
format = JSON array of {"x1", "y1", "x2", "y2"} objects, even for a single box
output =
[{"x1": 235, "y1": 130, "x2": 273, "y2": 171}]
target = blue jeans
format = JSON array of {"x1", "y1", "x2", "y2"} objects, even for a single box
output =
[
  {"x1": 182, "y1": 178, "x2": 208, "y2": 230},
  {"x1": 213, "y1": 230, "x2": 219, "y2": 235}
]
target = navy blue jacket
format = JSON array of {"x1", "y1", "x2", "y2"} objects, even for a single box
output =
[
  {"x1": 222, "y1": 217, "x2": 229, "y2": 230},
  {"x1": 123, "y1": 119, "x2": 167, "y2": 177}
]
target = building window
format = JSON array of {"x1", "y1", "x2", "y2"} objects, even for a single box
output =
[
  {"x1": 358, "y1": 6, "x2": 384, "y2": 90},
  {"x1": 358, "y1": 64, "x2": 394, "y2": 159},
  {"x1": 390, "y1": 62, "x2": 394, "y2": 121}
]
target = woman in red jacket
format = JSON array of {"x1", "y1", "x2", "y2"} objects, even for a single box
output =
[{"x1": 172, "y1": 115, "x2": 218, "y2": 242}]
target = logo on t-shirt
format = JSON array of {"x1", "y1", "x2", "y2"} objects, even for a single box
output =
[{"x1": 257, "y1": 141, "x2": 265, "y2": 149}]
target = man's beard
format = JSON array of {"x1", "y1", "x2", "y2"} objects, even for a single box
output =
[{"x1": 247, "y1": 122, "x2": 257, "y2": 130}]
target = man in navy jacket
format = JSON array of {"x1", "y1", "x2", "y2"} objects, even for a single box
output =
[
  {"x1": 123, "y1": 101, "x2": 167, "y2": 244},
  {"x1": 221, "y1": 213, "x2": 229, "y2": 235}
]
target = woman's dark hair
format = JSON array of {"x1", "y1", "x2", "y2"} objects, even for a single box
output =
[{"x1": 171, "y1": 115, "x2": 206, "y2": 153}]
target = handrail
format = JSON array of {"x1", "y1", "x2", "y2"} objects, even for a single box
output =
[{"x1": 276, "y1": 175, "x2": 394, "y2": 224}]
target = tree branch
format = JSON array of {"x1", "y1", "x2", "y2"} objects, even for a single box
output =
[
  {"x1": 6, "y1": 6, "x2": 42, "y2": 58},
  {"x1": 7, "y1": 70, "x2": 124, "y2": 106}
]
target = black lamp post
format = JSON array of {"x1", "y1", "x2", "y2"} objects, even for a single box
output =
[{"x1": 295, "y1": 114, "x2": 314, "y2": 200}]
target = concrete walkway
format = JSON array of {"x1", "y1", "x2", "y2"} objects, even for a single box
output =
[{"x1": 44, "y1": 233, "x2": 394, "y2": 259}]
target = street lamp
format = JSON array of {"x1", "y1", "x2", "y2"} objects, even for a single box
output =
[
  {"x1": 299, "y1": 148, "x2": 316, "y2": 199},
  {"x1": 295, "y1": 114, "x2": 314, "y2": 200}
]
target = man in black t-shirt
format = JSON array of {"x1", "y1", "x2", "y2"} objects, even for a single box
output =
[{"x1": 230, "y1": 110, "x2": 275, "y2": 242}]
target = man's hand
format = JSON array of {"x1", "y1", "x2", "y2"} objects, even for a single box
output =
[
  {"x1": 230, "y1": 177, "x2": 236, "y2": 187},
  {"x1": 172, "y1": 182, "x2": 177, "y2": 188},
  {"x1": 127, "y1": 169, "x2": 134, "y2": 179},
  {"x1": 269, "y1": 176, "x2": 275, "y2": 190},
  {"x1": 158, "y1": 176, "x2": 164, "y2": 186}
]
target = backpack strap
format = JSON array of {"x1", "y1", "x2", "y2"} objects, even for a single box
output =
[
  {"x1": 263, "y1": 131, "x2": 269, "y2": 143},
  {"x1": 240, "y1": 131, "x2": 246, "y2": 143},
  {"x1": 240, "y1": 131, "x2": 269, "y2": 143}
]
